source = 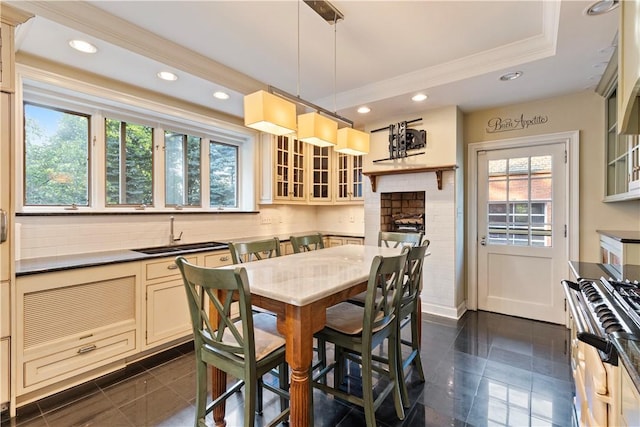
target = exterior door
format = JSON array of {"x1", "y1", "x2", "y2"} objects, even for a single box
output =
[{"x1": 477, "y1": 142, "x2": 567, "y2": 324}]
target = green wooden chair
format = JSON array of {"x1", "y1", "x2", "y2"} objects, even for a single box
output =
[
  {"x1": 312, "y1": 247, "x2": 410, "y2": 427},
  {"x1": 175, "y1": 256, "x2": 289, "y2": 427},
  {"x1": 229, "y1": 237, "x2": 281, "y2": 264},
  {"x1": 378, "y1": 230, "x2": 423, "y2": 248},
  {"x1": 290, "y1": 233, "x2": 325, "y2": 253}
]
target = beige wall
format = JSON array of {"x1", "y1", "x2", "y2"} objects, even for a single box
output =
[
  {"x1": 364, "y1": 106, "x2": 459, "y2": 171},
  {"x1": 464, "y1": 90, "x2": 640, "y2": 262}
]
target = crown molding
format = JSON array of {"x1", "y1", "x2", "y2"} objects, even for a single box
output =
[{"x1": 0, "y1": 3, "x2": 33, "y2": 26}]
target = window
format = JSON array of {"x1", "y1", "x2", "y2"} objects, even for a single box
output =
[
  {"x1": 23, "y1": 103, "x2": 90, "y2": 206},
  {"x1": 20, "y1": 73, "x2": 256, "y2": 212},
  {"x1": 487, "y1": 155, "x2": 553, "y2": 247},
  {"x1": 209, "y1": 141, "x2": 237, "y2": 208},
  {"x1": 165, "y1": 131, "x2": 201, "y2": 207},
  {"x1": 105, "y1": 118, "x2": 153, "y2": 206}
]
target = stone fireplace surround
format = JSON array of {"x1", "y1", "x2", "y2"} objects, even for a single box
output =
[{"x1": 364, "y1": 169, "x2": 464, "y2": 319}]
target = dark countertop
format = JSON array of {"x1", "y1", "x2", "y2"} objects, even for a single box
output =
[
  {"x1": 569, "y1": 261, "x2": 640, "y2": 282},
  {"x1": 15, "y1": 231, "x2": 364, "y2": 276},
  {"x1": 597, "y1": 230, "x2": 640, "y2": 243},
  {"x1": 568, "y1": 260, "x2": 640, "y2": 393}
]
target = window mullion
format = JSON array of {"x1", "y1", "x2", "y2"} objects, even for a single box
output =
[
  {"x1": 202, "y1": 138, "x2": 211, "y2": 208},
  {"x1": 119, "y1": 122, "x2": 126, "y2": 205},
  {"x1": 154, "y1": 127, "x2": 165, "y2": 208},
  {"x1": 92, "y1": 114, "x2": 106, "y2": 209}
]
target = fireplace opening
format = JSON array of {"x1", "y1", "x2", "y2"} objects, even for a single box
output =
[{"x1": 380, "y1": 191, "x2": 425, "y2": 233}]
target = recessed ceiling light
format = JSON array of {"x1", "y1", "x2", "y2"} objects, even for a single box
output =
[
  {"x1": 157, "y1": 71, "x2": 178, "y2": 81},
  {"x1": 499, "y1": 71, "x2": 523, "y2": 81},
  {"x1": 213, "y1": 91, "x2": 230, "y2": 100},
  {"x1": 357, "y1": 106, "x2": 371, "y2": 114},
  {"x1": 586, "y1": 0, "x2": 619, "y2": 15},
  {"x1": 68, "y1": 39, "x2": 97, "y2": 54},
  {"x1": 411, "y1": 93, "x2": 428, "y2": 102}
]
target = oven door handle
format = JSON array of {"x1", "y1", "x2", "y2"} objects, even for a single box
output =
[{"x1": 562, "y1": 280, "x2": 611, "y2": 354}]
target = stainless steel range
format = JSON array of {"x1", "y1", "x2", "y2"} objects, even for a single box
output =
[
  {"x1": 563, "y1": 277, "x2": 640, "y2": 365},
  {"x1": 563, "y1": 263, "x2": 640, "y2": 427}
]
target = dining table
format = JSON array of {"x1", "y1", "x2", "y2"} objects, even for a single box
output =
[{"x1": 209, "y1": 243, "x2": 404, "y2": 427}]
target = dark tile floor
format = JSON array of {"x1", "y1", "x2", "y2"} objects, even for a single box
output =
[{"x1": 1, "y1": 310, "x2": 575, "y2": 427}]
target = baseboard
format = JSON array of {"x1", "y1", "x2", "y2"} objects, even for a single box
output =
[{"x1": 421, "y1": 300, "x2": 467, "y2": 320}]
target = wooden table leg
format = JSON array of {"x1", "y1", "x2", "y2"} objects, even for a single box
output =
[
  {"x1": 282, "y1": 304, "x2": 315, "y2": 427},
  {"x1": 209, "y1": 295, "x2": 227, "y2": 427},
  {"x1": 212, "y1": 367, "x2": 227, "y2": 427}
]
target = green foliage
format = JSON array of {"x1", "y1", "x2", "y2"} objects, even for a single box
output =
[
  {"x1": 105, "y1": 119, "x2": 153, "y2": 205},
  {"x1": 210, "y1": 142, "x2": 237, "y2": 207},
  {"x1": 24, "y1": 105, "x2": 89, "y2": 206}
]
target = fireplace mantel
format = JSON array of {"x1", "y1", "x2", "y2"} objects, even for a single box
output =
[{"x1": 362, "y1": 165, "x2": 457, "y2": 192}]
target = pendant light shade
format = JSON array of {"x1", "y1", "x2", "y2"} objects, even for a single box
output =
[
  {"x1": 244, "y1": 90, "x2": 297, "y2": 136},
  {"x1": 297, "y1": 112, "x2": 337, "y2": 147},
  {"x1": 336, "y1": 127, "x2": 369, "y2": 155}
]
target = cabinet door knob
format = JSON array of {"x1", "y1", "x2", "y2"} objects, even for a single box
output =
[
  {"x1": 220, "y1": 256, "x2": 229, "y2": 262},
  {"x1": 167, "y1": 264, "x2": 178, "y2": 270}
]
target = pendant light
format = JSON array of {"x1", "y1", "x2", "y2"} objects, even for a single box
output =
[
  {"x1": 243, "y1": 89, "x2": 297, "y2": 136},
  {"x1": 336, "y1": 127, "x2": 369, "y2": 155},
  {"x1": 296, "y1": 0, "x2": 337, "y2": 147},
  {"x1": 332, "y1": 13, "x2": 369, "y2": 155}
]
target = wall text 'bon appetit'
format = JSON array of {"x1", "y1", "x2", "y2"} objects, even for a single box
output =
[{"x1": 486, "y1": 114, "x2": 548, "y2": 133}]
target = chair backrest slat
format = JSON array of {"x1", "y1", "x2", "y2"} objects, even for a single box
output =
[
  {"x1": 176, "y1": 256, "x2": 256, "y2": 360},
  {"x1": 290, "y1": 233, "x2": 325, "y2": 253},
  {"x1": 229, "y1": 237, "x2": 281, "y2": 264},
  {"x1": 401, "y1": 240, "x2": 430, "y2": 309},
  {"x1": 378, "y1": 231, "x2": 423, "y2": 248},
  {"x1": 364, "y1": 246, "x2": 410, "y2": 334}
]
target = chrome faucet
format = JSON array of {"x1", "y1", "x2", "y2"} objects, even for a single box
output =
[{"x1": 169, "y1": 216, "x2": 183, "y2": 245}]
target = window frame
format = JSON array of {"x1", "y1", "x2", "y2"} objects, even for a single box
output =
[
  {"x1": 22, "y1": 101, "x2": 92, "y2": 207},
  {"x1": 17, "y1": 69, "x2": 257, "y2": 213}
]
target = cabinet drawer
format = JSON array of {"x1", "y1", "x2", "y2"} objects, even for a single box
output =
[
  {"x1": 203, "y1": 251, "x2": 232, "y2": 267},
  {"x1": 145, "y1": 255, "x2": 197, "y2": 281},
  {"x1": 23, "y1": 329, "x2": 136, "y2": 388}
]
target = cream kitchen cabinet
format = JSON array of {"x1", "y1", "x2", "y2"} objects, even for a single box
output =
[
  {"x1": 618, "y1": 0, "x2": 640, "y2": 135},
  {"x1": 619, "y1": 363, "x2": 640, "y2": 427},
  {"x1": 15, "y1": 263, "x2": 139, "y2": 402},
  {"x1": 273, "y1": 135, "x2": 307, "y2": 202},
  {"x1": 326, "y1": 236, "x2": 364, "y2": 247},
  {"x1": 143, "y1": 255, "x2": 197, "y2": 348},
  {"x1": 335, "y1": 152, "x2": 364, "y2": 203},
  {"x1": 598, "y1": 230, "x2": 640, "y2": 278},
  {"x1": 308, "y1": 145, "x2": 332, "y2": 203}
]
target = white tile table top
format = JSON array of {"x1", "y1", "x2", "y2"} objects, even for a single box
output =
[{"x1": 223, "y1": 244, "x2": 403, "y2": 306}]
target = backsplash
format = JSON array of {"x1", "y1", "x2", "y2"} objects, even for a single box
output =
[{"x1": 16, "y1": 204, "x2": 364, "y2": 259}]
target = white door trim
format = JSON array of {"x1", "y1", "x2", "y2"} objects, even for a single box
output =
[{"x1": 466, "y1": 130, "x2": 580, "y2": 312}]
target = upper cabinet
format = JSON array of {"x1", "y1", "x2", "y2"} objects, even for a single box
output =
[
  {"x1": 260, "y1": 134, "x2": 364, "y2": 205},
  {"x1": 598, "y1": 49, "x2": 640, "y2": 201},
  {"x1": 618, "y1": 0, "x2": 640, "y2": 135}
]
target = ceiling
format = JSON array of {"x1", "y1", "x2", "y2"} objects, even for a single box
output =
[{"x1": 7, "y1": 0, "x2": 619, "y2": 128}]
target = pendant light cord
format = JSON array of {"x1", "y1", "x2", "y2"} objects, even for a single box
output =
[
  {"x1": 333, "y1": 17, "x2": 337, "y2": 114},
  {"x1": 297, "y1": 0, "x2": 300, "y2": 98}
]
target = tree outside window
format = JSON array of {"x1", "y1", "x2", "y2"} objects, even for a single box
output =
[
  {"x1": 23, "y1": 103, "x2": 89, "y2": 206},
  {"x1": 165, "y1": 131, "x2": 201, "y2": 206},
  {"x1": 105, "y1": 119, "x2": 153, "y2": 205},
  {"x1": 210, "y1": 142, "x2": 237, "y2": 207}
]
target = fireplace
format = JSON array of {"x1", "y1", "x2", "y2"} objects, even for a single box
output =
[{"x1": 380, "y1": 191, "x2": 425, "y2": 233}]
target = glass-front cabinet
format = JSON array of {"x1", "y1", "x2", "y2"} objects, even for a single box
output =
[
  {"x1": 308, "y1": 145, "x2": 332, "y2": 203},
  {"x1": 604, "y1": 84, "x2": 640, "y2": 201},
  {"x1": 274, "y1": 135, "x2": 306, "y2": 202},
  {"x1": 335, "y1": 152, "x2": 364, "y2": 202}
]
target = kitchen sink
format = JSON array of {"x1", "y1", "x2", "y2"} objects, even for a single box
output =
[{"x1": 133, "y1": 241, "x2": 227, "y2": 255}]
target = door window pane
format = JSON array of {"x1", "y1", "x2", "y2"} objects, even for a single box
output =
[
  {"x1": 165, "y1": 131, "x2": 201, "y2": 206},
  {"x1": 105, "y1": 119, "x2": 153, "y2": 205},
  {"x1": 24, "y1": 103, "x2": 90, "y2": 206},
  {"x1": 486, "y1": 155, "x2": 553, "y2": 247},
  {"x1": 210, "y1": 142, "x2": 237, "y2": 207}
]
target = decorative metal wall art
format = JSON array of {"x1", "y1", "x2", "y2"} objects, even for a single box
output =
[{"x1": 371, "y1": 118, "x2": 426, "y2": 163}]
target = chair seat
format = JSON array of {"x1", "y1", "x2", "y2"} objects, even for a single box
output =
[
  {"x1": 220, "y1": 312, "x2": 285, "y2": 361},
  {"x1": 326, "y1": 302, "x2": 385, "y2": 335}
]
